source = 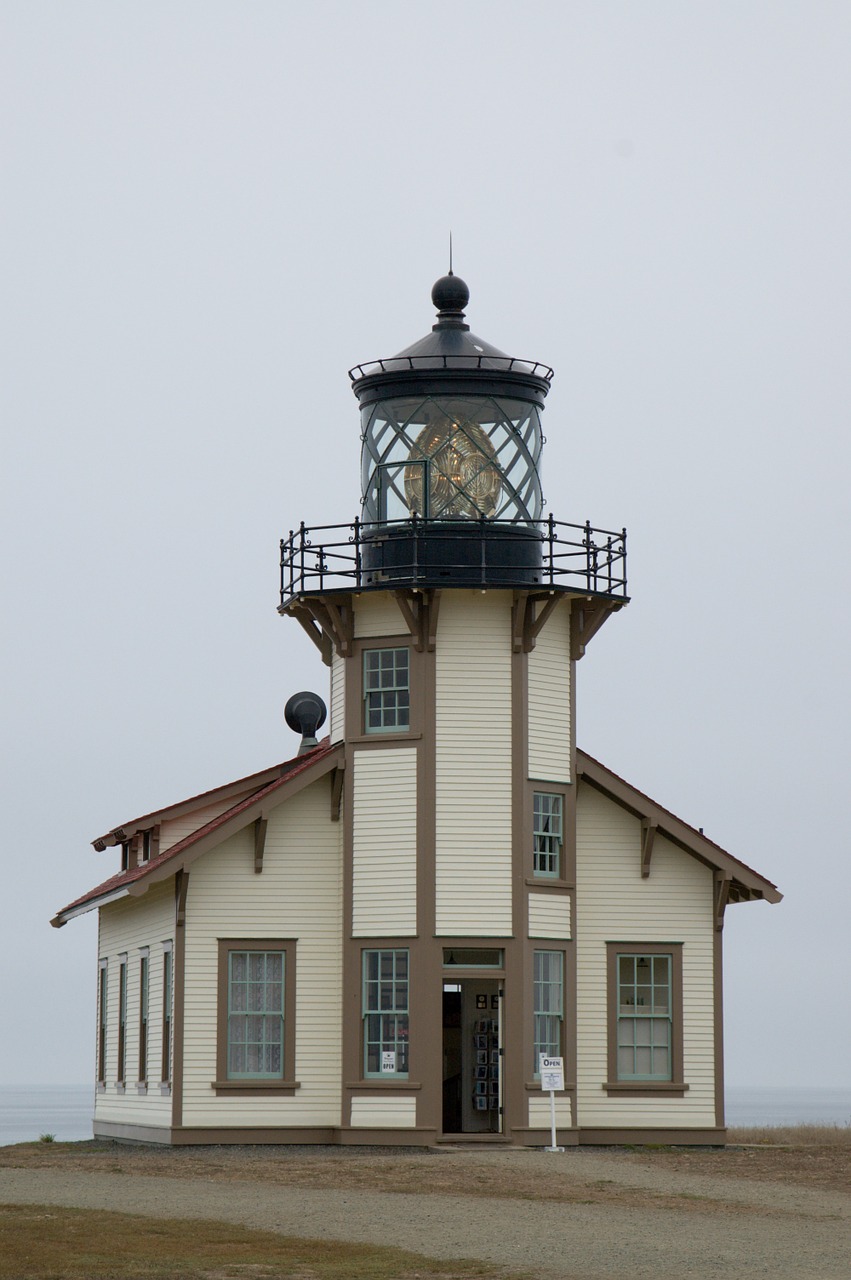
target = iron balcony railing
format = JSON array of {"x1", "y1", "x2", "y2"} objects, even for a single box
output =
[
  {"x1": 349, "y1": 354, "x2": 555, "y2": 382},
  {"x1": 279, "y1": 515, "x2": 627, "y2": 607}
]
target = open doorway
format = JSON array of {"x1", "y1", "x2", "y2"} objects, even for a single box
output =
[{"x1": 442, "y1": 979, "x2": 502, "y2": 1134}]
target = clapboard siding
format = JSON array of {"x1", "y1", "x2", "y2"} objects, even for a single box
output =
[
  {"x1": 330, "y1": 652, "x2": 345, "y2": 744},
  {"x1": 528, "y1": 600, "x2": 571, "y2": 783},
  {"x1": 354, "y1": 595, "x2": 405, "y2": 638},
  {"x1": 180, "y1": 778, "x2": 343, "y2": 1128},
  {"x1": 528, "y1": 893, "x2": 571, "y2": 939},
  {"x1": 352, "y1": 748, "x2": 417, "y2": 936},
  {"x1": 435, "y1": 592, "x2": 513, "y2": 936},
  {"x1": 576, "y1": 784, "x2": 716, "y2": 1128},
  {"x1": 94, "y1": 882, "x2": 175, "y2": 1127},
  {"x1": 159, "y1": 795, "x2": 254, "y2": 855},
  {"x1": 350, "y1": 1095, "x2": 417, "y2": 1128},
  {"x1": 528, "y1": 1094, "x2": 572, "y2": 1128}
]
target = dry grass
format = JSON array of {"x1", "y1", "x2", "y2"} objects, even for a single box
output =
[
  {"x1": 727, "y1": 1122, "x2": 851, "y2": 1146},
  {"x1": 1, "y1": 1125, "x2": 848, "y2": 1203},
  {"x1": 0, "y1": 1204, "x2": 520, "y2": 1280}
]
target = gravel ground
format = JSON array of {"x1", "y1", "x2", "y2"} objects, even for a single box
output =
[{"x1": 1, "y1": 1147, "x2": 849, "y2": 1280}]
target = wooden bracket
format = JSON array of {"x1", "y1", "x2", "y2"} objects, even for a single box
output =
[
  {"x1": 571, "y1": 598, "x2": 622, "y2": 659},
  {"x1": 289, "y1": 604, "x2": 333, "y2": 665},
  {"x1": 513, "y1": 592, "x2": 561, "y2": 653},
  {"x1": 254, "y1": 817, "x2": 268, "y2": 874},
  {"x1": 393, "y1": 589, "x2": 441, "y2": 652},
  {"x1": 286, "y1": 596, "x2": 354, "y2": 665},
  {"x1": 714, "y1": 873, "x2": 731, "y2": 931},
  {"x1": 330, "y1": 763, "x2": 345, "y2": 822},
  {"x1": 641, "y1": 821, "x2": 657, "y2": 879},
  {"x1": 175, "y1": 870, "x2": 189, "y2": 928}
]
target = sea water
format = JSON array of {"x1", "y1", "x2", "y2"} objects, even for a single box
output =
[
  {"x1": 725, "y1": 1085, "x2": 851, "y2": 1128},
  {"x1": 0, "y1": 1084, "x2": 93, "y2": 1146},
  {"x1": 1, "y1": 1083, "x2": 849, "y2": 1145}
]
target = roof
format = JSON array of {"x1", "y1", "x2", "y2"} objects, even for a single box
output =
[
  {"x1": 51, "y1": 740, "x2": 343, "y2": 928},
  {"x1": 576, "y1": 749, "x2": 782, "y2": 905},
  {"x1": 52, "y1": 739, "x2": 780, "y2": 929}
]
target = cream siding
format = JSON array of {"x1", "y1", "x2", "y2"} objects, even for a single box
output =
[
  {"x1": 528, "y1": 600, "x2": 571, "y2": 783},
  {"x1": 180, "y1": 778, "x2": 343, "y2": 1128},
  {"x1": 435, "y1": 591, "x2": 513, "y2": 935},
  {"x1": 352, "y1": 748, "x2": 417, "y2": 936},
  {"x1": 576, "y1": 784, "x2": 716, "y2": 1129},
  {"x1": 354, "y1": 595, "x2": 406, "y2": 639},
  {"x1": 528, "y1": 1094, "x2": 572, "y2": 1128},
  {"x1": 350, "y1": 1095, "x2": 417, "y2": 1128},
  {"x1": 158, "y1": 794, "x2": 256, "y2": 855},
  {"x1": 94, "y1": 882, "x2": 175, "y2": 1130},
  {"x1": 330, "y1": 652, "x2": 346, "y2": 744},
  {"x1": 528, "y1": 893, "x2": 571, "y2": 939}
]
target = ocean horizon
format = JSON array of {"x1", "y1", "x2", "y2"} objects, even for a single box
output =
[{"x1": 1, "y1": 1083, "x2": 849, "y2": 1146}]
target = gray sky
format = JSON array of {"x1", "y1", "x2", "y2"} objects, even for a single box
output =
[{"x1": 2, "y1": 1, "x2": 848, "y2": 1089}]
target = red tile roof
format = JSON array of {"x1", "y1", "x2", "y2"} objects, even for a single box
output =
[{"x1": 52, "y1": 740, "x2": 340, "y2": 926}]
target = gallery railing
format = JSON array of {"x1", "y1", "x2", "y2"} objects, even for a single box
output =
[{"x1": 279, "y1": 515, "x2": 627, "y2": 607}]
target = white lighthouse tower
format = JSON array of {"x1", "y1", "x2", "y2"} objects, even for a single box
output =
[{"x1": 279, "y1": 272, "x2": 627, "y2": 1139}]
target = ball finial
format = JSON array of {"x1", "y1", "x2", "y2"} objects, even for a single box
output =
[{"x1": 431, "y1": 272, "x2": 470, "y2": 315}]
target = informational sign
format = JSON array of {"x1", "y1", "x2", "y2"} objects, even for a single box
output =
[
  {"x1": 381, "y1": 1051, "x2": 396, "y2": 1073},
  {"x1": 539, "y1": 1055, "x2": 565, "y2": 1091}
]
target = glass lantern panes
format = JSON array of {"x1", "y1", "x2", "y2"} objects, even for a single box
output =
[
  {"x1": 617, "y1": 954, "x2": 671, "y2": 1080},
  {"x1": 363, "y1": 949, "x2": 409, "y2": 1077},
  {"x1": 363, "y1": 648, "x2": 410, "y2": 733},
  {"x1": 533, "y1": 793, "x2": 563, "y2": 877},
  {"x1": 227, "y1": 951, "x2": 285, "y2": 1078},
  {"x1": 533, "y1": 950, "x2": 563, "y2": 1074},
  {"x1": 361, "y1": 395, "x2": 543, "y2": 525}
]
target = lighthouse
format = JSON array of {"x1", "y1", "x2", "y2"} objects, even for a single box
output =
[
  {"x1": 54, "y1": 271, "x2": 779, "y2": 1149},
  {"x1": 278, "y1": 272, "x2": 627, "y2": 1137}
]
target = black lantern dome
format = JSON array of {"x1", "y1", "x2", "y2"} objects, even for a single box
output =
[
  {"x1": 351, "y1": 274, "x2": 553, "y2": 530},
  {"x1": 278, "y1": 274, "x2": 627, "y2": 607}
]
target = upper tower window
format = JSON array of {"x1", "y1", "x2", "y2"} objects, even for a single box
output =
[
  {"x1": 363, "y1": 648, "x2": 410, "y2": 734},
  {"x1": 533, "y1": 792, "x2": 563, "y2": 878}
]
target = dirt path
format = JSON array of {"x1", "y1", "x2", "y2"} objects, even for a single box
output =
[{"x1": 1, "y1": 1147, "x2": 849, "y2": 1280}]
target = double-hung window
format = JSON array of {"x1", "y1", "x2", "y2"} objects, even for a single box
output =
[
  {"x1": 363, "y1": 949, "x2": 409, "y2": 1077},
  {"x1": 363, "y1": 648, "x2": 409, "y2": 734},
  {"x1": 533, "y1": 793, "x2": 563, "y2": 878},
  {"x1": 117, "y1": 957, "x2": 127, "y2": 1086},
  {"x1": 97, "y1": 961, "x2": 108, "y2": 1086},
  {"x1": 227, "y1": 950, "x2": 285, "y2": 1078},
  {"x1": 215, "y1": 940, "x2": 296, "y2": 1090},
  {"x1": 138, "y1": 952, "x2": 149, "y2": 1085},
  {"x1": 616, "y1": 953, "x2": 671, "y2": 1080},
  {"x1": 533, "y1": 950, "x2": 563, "y2": 1075},
  {"x1": 161, "y1": 943, "x2": 172, "y2": 1085},
  {"x1": 606, "y1": 943, "x2": 685, "y2": 1092}
]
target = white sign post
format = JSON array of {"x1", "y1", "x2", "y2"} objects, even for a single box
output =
[
  {"x1": 381, "y1": 1051, "x2": 396, "y2": 1074},
  {"x1": 539, "y1": 1055, "x2": 565, "y2": 1153}
]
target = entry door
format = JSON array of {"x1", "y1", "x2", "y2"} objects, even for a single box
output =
[{"x1": 442, "y1": 979, "x2": 502, "y2": 1134}]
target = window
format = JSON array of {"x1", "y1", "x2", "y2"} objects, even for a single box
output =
[
  {"x1": 533, "y1": 793, "x2": 563, "y2": 878},
  {"x1": 215, "y1": 940, "x2": 296, "y2": 1090},
  {"x1": 117, "y1": 957, "x2": 127, "y2": 1086},
  {"x1": 606, "y1": 943, "x2": 685, "y2": 1093},
  {"x1": 533, "y1": 950, "x2": 563, "y2": 1075},
  {"x1": 227, "y1": 951, "x2": 284, "y2": 1077},
  {"x1": 138, "y1": 952, "x2": 149, "y2": 1084},
  {"x1": 142, "y1": 830, "x2": 152, "y2": 862},
  {"x1": 363, "y1": 648, "x2": 409, "y2": 733},
  {"x1": 161, "y1": 943, "x2": 172, "y2": 1085},
  {"x1": 616, "y1": 954, "x2": 671, "y2": 1080},
  {"x1": 363, "y1": 949, "x2": 409, "y2": 1077},
  {"x1": 97, "y1": 961, "x2": 108, "y2": 1086}
]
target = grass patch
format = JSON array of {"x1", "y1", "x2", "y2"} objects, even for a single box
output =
[
  {"x1": 0, "y1": 1204, "x2": 518, "y2": 1280},
  {"x1": 727, "y1": 1123, "x2": 851, "y2": 1146}
]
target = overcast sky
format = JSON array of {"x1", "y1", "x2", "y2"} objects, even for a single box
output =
[{"x1": 2, "y1": 1, "x2": 849, "y2": 1091}]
